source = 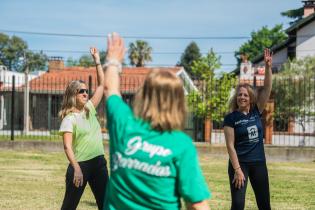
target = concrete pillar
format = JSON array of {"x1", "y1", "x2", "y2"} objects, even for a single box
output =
[
  {"x1": 264, "y1": 100, "x2": 274, "y2": 144},
  {"x1": 204, "y1": 117, "x2": 212, "y2": 143}
]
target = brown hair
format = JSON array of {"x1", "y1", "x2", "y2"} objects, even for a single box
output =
[
  {"x1": 133, "y1": 69, "x2": 186, "y2": 131},
  {"x1": 229, "y1": 83, "x2": 257, "y2": 112}
]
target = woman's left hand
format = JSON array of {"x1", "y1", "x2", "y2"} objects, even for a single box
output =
[
  {"x1": 233, "y1": 168, "x2": 245, "y2": 189},
  {"x1": 264, "y1": 48, "x2": 273, "y2": 69}
]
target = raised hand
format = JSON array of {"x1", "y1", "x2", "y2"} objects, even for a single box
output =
[
  {"x1": 264, "y1": 48, "x2": 273, "y2": 69},
  {"x1": 106, "y1": 32, "x2": 125, "y2": 63},
  {"x1": 90, "y1": 47, "x2": 100, "y2": 63}
]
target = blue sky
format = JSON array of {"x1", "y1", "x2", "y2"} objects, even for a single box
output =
[{"x1": 0, "y1": 0, "x2": 301, "y2": 72}]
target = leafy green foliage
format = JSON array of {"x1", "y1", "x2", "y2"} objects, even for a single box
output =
[
  {"x1": 25, "y1": 50, "x2": 48, "y2": 72},
  {"x1": 128, "y1": 40, "x2": 152, "y2": 67},
  {"x1": 272, "y1": 57, "x2": 315, "y2": 132},
  {"x1": 187, "y1": 49, "x2": 237, "y2": 122},
  {"x1": 281, "y1": 7, "x2": 304, "y2": 24},
  {"x1": 0, "y1": 33, "x2": 47, "y2": 72},
  {"x1": 178, "y1": 42, "x2": 202, "y2": 78},
  {"x1": 235, "y1": 25, "x2": 287, "y2": 65},
  {"x1": 78, "y1": 55, "x2": 94, "y2": 67},
  {"x1": 66, "y1": 51, "x2": 107, "y2": 67},
  {"x1": 66, "y1": 57, "x2": 79, "y2": 66}
]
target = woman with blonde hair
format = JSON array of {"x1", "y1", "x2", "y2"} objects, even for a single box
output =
[
  {"x1": 223, "y1": 49, "x2": 273, "y2": 210},
  {"x1": 102, "y1": 32, "x2": 211, "y2": 210},
  {"x1": 59, "y1": 47, "x2": 108, "y2": 210}
]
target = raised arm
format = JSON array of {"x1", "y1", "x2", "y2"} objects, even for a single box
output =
[
  {"x1": 103, "y1": 33, "x2": 125, "y2": 99},
  {"x1": 90, "y1": 47, "x2": 105, "y2": 107},
  {"x1": 257, "y1": 48, "x2": 273, "y2": 113}
]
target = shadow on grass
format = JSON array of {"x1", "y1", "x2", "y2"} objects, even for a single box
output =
[{"x1": 81, "y1": 200, "x2": 97, "y2": 207}]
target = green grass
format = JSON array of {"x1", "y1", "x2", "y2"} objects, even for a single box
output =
[
  {"x1": 0, "y1": 135, "x2": 61, "y2": 141},
  {"x1": 0, "y1": 150, "x2": 314, "y2": 210}
]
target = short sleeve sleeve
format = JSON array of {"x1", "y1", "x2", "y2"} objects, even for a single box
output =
[
  {"x1": 59, "y1": 115, "x2": 74, "y2": 135},
  {"x1": 177, "y1": 142, "x2": 211, "y2": 202},
  {"x1": 223, "y1": 113, "x2": 234, "y2": 128},
  {"x1": 106, "y1": 95, "x2": 135, "y2": 141},
  {"x1": 85, "y1": 100, "x2": 96, "y2": 115}
]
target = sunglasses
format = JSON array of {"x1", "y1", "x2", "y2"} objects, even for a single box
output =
[{"x1": 77, "y1": 89, "x2": 89, "y2": 94}]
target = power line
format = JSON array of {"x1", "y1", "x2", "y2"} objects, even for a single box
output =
[
  {"x1": 30, "y1": 48, "x2": 315, "y2": 55},
  {"x1": 146, "y1": 63, "x2": 237, "y2": 66},
  {"x1": 0, "y1": 29, "x2": 250, "y2": 39},
  {"x1": 29, "y1": 49, "x2": 236, "y2": 55},
  {"x1": 4, "y1": 29, "x2": 315, "y2": 40}
]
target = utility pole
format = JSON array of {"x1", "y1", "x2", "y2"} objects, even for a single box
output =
[{"x1": 23, "y1": 52, "x2": 30, "y2": 135}]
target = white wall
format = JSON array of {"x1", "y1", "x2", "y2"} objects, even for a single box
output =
[
  {"x1": 255, "y1": 48, "x2": 288, "y2": 71},
  {"x1": 272, "y1": 48, "x2": 288, "y2": 68},
  {"x1": 296, "y1": 20, "x2": 315, "y2": 58},
  {"x1": 0, "y1": 95, "x2": 6, "y2": 129},
  {"x1": 0, "y1": 68, "x2": 45, "y2": 87}
]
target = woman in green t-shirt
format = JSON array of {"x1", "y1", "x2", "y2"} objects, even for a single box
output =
[
  {"x1": 102, "y1": 33, "x2": 211, "y2": 210},
  {"x1": 59, "y1": 47, "x2": 108, "y2": 210}
]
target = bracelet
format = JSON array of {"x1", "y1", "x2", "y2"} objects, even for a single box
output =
[
  {"x1": 103, "y1": 59, "x2": 122, "y2": 73},
  {"x1": 95, "y1": 62, "x2": 101, "y2": 66},
  {"x1": 234, "y1": 166, "x2": 241, "y2": 171}
]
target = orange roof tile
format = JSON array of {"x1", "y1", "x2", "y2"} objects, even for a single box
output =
[{"x1": 28, "y1": 66, "x2": 182, "y2": 93}]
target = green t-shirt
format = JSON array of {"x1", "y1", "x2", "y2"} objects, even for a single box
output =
[
  {"x1": 59, "y1": 100, "x2": 104, "y2": 162},
  {"x1": 104, "y1": 95, "x2": 210, "y2": 210}
]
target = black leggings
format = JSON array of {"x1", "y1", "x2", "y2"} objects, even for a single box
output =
[
  {"x1": 228, "y1": 161, "x2": 271, "y2": 210},
  {"x1": 61, "y1": 155, "x2": 108, "y2": 210}
]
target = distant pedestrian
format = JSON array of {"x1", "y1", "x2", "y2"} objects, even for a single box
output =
[
  {"x1": 59, "y1": 47, "x2": 108, "y2": 210},
  {"x1": 223, "y1": 49, "x2": 273, "y2": 210},
  {"x1": 102, "y1": 32, "x2": 211, "y2": 210}
]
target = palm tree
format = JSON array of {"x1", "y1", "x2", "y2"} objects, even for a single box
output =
[{"x1": 128, "y1": 40, "x2": 152, "y2": 67}]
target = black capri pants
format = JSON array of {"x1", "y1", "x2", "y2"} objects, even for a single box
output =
[
  {"x1": 61, "y1": 155, "x2": 108, "y2": 210},
  {"x1": 228, "y1": 161, "x2": 271, "y2": 210}
]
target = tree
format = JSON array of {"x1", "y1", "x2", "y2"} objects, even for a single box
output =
[
  {"x1": 187, "y1": 49, "x2": 237, "y2": 142},
  {"x1": 66, "y1": 51, "x2": 107, "y2": 67},
  {"x1": 281, "y1": 7, "x2": 304, "y2": 25},
  {"x1": 0, "y1": 33, "x2": 47, "y2": 71},
  {"x1": 66, "y1": 57, "x2": 79, "y2": 66},
  {"x1": 25, "y1": 50, "x2": 47, "y2": 72},
  {"x1": 272, "y1": 56, "x2": 315, "y2": 146},
  {"x1": 78, "y1": 55, "x2": 94, "y2": 67},
  {"x1": 235, "y1": 25, "x2": 287, "y2": 65},
  {"x1": 178, "y1": 42, "x2": 202, "y2": 78},
  {"x1": 128, "y1": 40, "x2": 152, "y2": 67}
]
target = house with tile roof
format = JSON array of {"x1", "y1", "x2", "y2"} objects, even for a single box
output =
[
  {"x1": 231, "y1": 1, "x2": 315, "y2": 140},
  {"x1": 13, "y1": 58, "x2": 197, "y2": 131},
  {"x1": 252, "y1": 1, "x2": 315, "y2": 135},
  {"x1": 0, "y1": 65, "x2": 45, "y2": 130},
  {"x1": 244, "y1": 0, "x2": 315, "y2": 71}
]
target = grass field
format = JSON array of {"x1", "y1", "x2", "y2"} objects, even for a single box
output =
[
  {"x1": 0, "y1": 150, "x2": 314, "y2": 210},
  {"x1": 0, "y1": 135, "x2": 61, "y2": 141}
]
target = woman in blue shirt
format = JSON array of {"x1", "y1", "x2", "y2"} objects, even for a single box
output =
[{"x1": 223, "y1": 49, "x2": 273, "y2": 210}]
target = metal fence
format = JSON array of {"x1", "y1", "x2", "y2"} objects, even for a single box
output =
[{"x1": 0, "y1": 73, "x2": 314, "y2": 146}]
